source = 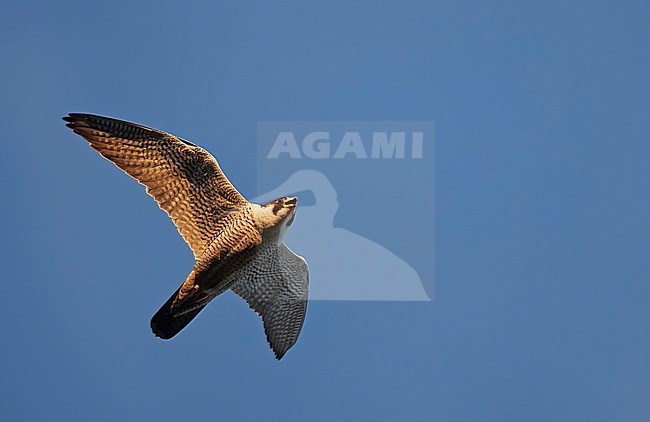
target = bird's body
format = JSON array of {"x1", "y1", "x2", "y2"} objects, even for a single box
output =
[{"x1": 63, "y1": 113, "x2": 308, "y2": 359}]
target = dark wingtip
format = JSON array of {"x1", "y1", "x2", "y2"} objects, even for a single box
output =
[
  {"x1": 273, "y1": 345, "x2": 289, "y2": 360},
  {"x1": 62, "y1": 113, "x2": 170, "y2": 142},
  {"x1": 62, "y1": 115, "x2": 76, "y2": 126},
  {"x1": 63, "y1": 113, "x2": 90, "y2": 128},
  {"x1": 63, "y1": 113, "x2": 85, "y2": 122}
]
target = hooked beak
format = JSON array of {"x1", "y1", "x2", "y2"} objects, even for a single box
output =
[{"x1": 285, "y1": 197, "x2": 298, "y2": 208}]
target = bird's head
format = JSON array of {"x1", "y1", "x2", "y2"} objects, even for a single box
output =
[
  {"x1": 256, "y1": 196, "x2": 298, "y2": 241},
  {"x1": 268, "y1": 196, "x2": 298, "y2": 225}
]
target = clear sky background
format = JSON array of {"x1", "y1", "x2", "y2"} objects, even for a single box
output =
[{"x1": 1, "y1": 1, "x2": 648, "y2": 421}]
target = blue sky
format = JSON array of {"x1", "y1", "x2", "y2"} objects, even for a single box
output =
[{"x1": 1, "y1": 1, "x2": 649, "y2": 421}]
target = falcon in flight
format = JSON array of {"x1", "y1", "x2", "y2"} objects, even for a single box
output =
[{"x1": 63, "y1": 113, "x2": 309, "y2": 359}]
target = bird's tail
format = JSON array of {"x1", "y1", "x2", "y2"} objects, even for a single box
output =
[{"x1": 150, "y1": 287, "x2": 207, "y2": 340}]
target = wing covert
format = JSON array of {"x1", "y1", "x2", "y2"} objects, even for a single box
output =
[{"x1": 63, "y1": 113, "x2": 248, "y2": 258}]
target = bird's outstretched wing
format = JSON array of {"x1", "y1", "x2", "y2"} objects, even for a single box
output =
[
  {"x1": 231, "y1": 243, "x2": 309, "y2": 360},
  {"x1": 63, "y1": 113, "x2": 248, "y2": 258}
]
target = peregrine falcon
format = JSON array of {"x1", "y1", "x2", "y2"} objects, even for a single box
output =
[{"x1": 63, "y1": 113, "x2": 309, "y2": 359}]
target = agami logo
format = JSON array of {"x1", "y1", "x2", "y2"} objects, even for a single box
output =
[
  {"x1": 267, "y1": 131, "x2": 424, "y2": 159},
  {"x1": 257, "y1": 121, "x2": 435, "y2": 301}
]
